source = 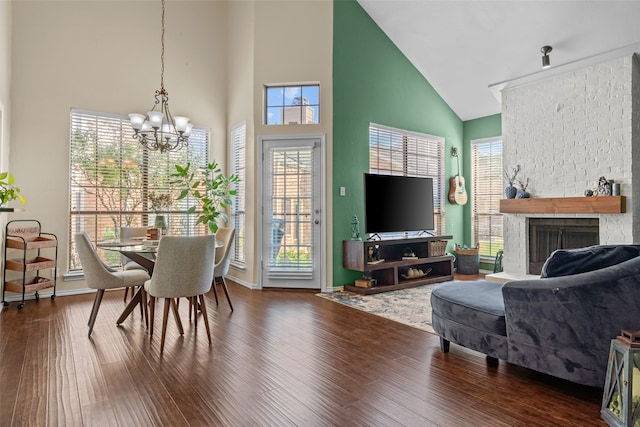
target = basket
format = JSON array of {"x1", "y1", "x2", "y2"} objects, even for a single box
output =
[
  {"x1": 429, "y1": 241, "x2": 447, "y2": 257},
  {"x1": 455, "y1": 244, "x2": 479, "y2": 274}
]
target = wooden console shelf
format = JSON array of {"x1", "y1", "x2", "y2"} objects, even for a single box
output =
[
  {"x1": 343, "y1": 236, "x2": 453, "y2": 295},
  {"x1": 499, "y1": 196, "x2": 625, "y2": 214}
]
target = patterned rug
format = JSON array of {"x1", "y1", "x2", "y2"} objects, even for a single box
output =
[{"x1": 317, "y1": 285, "x2": 435, "y2": 334}]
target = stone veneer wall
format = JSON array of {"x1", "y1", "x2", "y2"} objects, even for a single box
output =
[{"x1": 501, "y1": 54, "x2": 640, "y2": 275}]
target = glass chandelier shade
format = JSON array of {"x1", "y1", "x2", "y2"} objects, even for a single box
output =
[{"x1": 129, "y1": 0, "x2": 191, "y2": 153}]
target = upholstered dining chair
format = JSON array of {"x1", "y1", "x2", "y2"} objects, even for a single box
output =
[
  {"x1": 119, "y1": 226, "x2": 149, "y2": 301},
  {"x1": 142, "y1": 235, "x2": 216, "y2": 353},
  {"x1": 211, "y1": 227, "x2": 235, "y2": 311},
  {"x1": 75, "y1": 232, "x2": 150, "y2": 337}
]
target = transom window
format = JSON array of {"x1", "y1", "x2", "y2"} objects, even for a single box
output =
[
  {"x1": 265, "y1": 84, "x2": 320, "y2": 125},
  {"x1": 471, "y1": 137, "x2": 503, "y2": 258},
  {"x1": 369, "y1": 123, "x2": 446, "y2": 236},
  {"x1": 68, "y1": 109, "x2": 209, "y2": 271}
]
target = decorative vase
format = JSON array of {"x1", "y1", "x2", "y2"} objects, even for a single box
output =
[
  {"x1": 154, "y1": 215, "x2": 168, "y2": 234},
  {"x1": 516, "y1": 191, "x2": 530, "y2": 199},
  {"x1": 504, "y1": 186, "x2": 517, "y2": 199}
]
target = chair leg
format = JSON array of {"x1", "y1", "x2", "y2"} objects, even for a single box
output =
[
  {"x1": 188, "y1": 296, "x2": 193, "y2": 322},
  {"x1": 123, "y1": 287, "x2": 129, "y2": 302},
  {"x1": 149, "y1": 296, "x2": 156, "y2": 338},
  {"x1": 198, "y1": 294, "x2": 212, "y2": 343},
  {"x1": 193, "y1": 296, "x2": 199, "y2": 322},
  {"x1": 88, "y1": 289, "x2": 105, "y2": 337},
  {"x1": 171, "y1": 298, "x2": 184, "y2": 335},
  {"x1": 160, "y1": 299, "x2": 171, "y2": 353},
  {"x1": 211, "y1": 278, "x2": 219, "y2": 305},
  {"x1": 140, "y1": 286, "x2": 149, "y2": 329},
  {"x1": 220, "y1": 277, "x2": 233, "y2": 312}
]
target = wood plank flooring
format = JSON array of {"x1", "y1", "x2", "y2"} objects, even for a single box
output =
[{"x1": 0, "y1": 281, "x2": 606, "y2": 426}]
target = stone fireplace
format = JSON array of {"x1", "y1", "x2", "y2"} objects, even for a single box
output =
[{"x1": 500, "y1": 54, "x2": 640, "y2": 276}]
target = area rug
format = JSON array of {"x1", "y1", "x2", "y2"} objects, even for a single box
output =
[{"x1": 317, "y1": 285, "x2": 435, "y2": 334}]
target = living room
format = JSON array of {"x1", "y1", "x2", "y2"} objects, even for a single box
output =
[{"x1": 1, "y1": 0, "x2": 640, "y2": 425}]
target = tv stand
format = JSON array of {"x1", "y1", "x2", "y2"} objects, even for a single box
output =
[{"x1": 342, "y1": 235, "x2": 453, "y2": 295}]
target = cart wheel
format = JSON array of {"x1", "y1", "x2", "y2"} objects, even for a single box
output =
[
  {"x1": 35, "y1": 292, "x2": 40, "y2": 300},
  {"x1": 2, "y1": 301, "x2": 8, "y2": 307},
  {"x1": 18, "y1": 303, "x2": 24, "y2": 309},
  {"x1": 51, "y1": 295, "x2": 56, "y2": 300}
]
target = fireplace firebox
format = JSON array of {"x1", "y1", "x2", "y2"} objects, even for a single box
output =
[{"x1": 528, "y1": 218, "x2": 599, "y2": 275}]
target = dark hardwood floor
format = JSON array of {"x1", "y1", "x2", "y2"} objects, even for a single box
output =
[{"x1": 0, "y1": 281, "x2": 605, "y2": 426}]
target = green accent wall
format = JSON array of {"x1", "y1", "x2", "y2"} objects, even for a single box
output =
[
  {"x1": 462, "y1": 113, "x2": 502, "y2": 271},
  {"x1": 332, "y1": 0, "x2": 465, "y2": 286}
]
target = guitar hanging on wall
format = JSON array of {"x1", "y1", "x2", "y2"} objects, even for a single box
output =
[{"x1": 448, "y1": 147, "x2": 468, "y2": 205}]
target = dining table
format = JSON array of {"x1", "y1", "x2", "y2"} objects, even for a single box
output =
[
  {"x1": 98, "y1": 240, "x2": 159, "y2": 325},
  {"x1": 97, "y1": 238, "x2": 222, "y2": 325}
]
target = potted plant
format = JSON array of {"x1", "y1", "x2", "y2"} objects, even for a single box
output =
[
  {"x1": 171, "y1": 161, "x2": 239, "y2": 233},
  {"x1": 0, "y1": 172, "x2": 26, "y2": 208}
]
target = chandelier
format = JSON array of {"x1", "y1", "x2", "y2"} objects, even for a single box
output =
[{"x1": 128, "y1": 0, "x2": 192, "y2": 153}]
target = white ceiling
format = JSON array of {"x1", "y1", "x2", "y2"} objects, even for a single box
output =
[{"x1": 357, "y1": 0, "x2": 640, "y2": 121}]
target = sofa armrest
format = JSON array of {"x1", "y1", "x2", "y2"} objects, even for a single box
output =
[{"x1": 501, "y1": 256, "x2": 640, "y2": 387}]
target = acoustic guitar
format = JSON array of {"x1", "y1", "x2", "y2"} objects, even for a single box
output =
[{"x1": 448, "y1": 149, "x2": 468, "y2": 205}]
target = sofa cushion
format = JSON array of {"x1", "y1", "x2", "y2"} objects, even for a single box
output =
[
  {"x1": 431, "y1": 280, "x2": 506, "y2": 336},
  {"x1": 540, "y1": 244, "x2": 640, "y2": 278}
]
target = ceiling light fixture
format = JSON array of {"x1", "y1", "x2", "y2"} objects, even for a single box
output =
[
  {"x1": 129, "y1": 0, "x2": 192, "y2": 153},
  {"x1": 541, "y1": 45, "x2": 553, "y2": 69}
]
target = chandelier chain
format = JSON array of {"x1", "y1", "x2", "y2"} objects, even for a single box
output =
[{"x1": 160, "y1": 0, "x2": 165, "y2": 91}]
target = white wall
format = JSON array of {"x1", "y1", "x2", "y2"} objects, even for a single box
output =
[
  {"x1": 229, "y1": 0, "x2": 333, "y2": 288},
  {"x1": 7, "y1": 0, "x2": 334, "y2": 294},
  {"x1": 10, "y1": 1, "x2": 227, "y2": 292},
  {"x1": 0, "y1": 1, "x2": 10, "y2": 176},
  {"x1": 501, "y1": 55, "x2": 639, "y2": 274}
]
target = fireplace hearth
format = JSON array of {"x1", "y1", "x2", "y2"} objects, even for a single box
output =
[{"x1": 528, "y1": 218, "x2": 599, "y2": 274}]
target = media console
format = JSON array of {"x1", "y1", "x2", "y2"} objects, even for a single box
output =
[{"x1": 342, "y1": 235, "x2": 454, "y2": 295}]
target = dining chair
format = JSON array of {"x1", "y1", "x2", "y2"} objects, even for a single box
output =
[
  {"x1": 75, "y1": 232, "x2": 150, "y2": 337},
  {"x1": 211, "y1": 227, "x2": 235, "y2": 311},
  {"x1": 142, "y1": 235, "x2": 216, "y2": 353},
  {"x1": 120, "y1": 226, "x2": 148, "y2": 301}
]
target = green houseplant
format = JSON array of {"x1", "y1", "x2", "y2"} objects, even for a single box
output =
[
  {"x1": 171, "y1": 161, "x2": 239, "y2": 233},
  {"x1": 0, "y1": 172, "x2": 26, "y2": 207}
]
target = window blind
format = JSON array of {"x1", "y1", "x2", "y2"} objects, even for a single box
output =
[
  {"x1": 230, "y1": 122, "x2": 246, "y2": 266},
  {"x1": 471, "y1": 138, "x2": 503, "y2": 258},
  {"x1": 369, "y1": 124, "x2": 446, "y2": 236},
  {"x1": 68, "y1": 109, "x2": 209, "y2": 271}
]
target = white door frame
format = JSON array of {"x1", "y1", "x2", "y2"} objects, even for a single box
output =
[{"x1": 258, "y1": 134, "x2": 326, "y2": 292}]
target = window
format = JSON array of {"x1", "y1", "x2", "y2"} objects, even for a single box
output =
[
  {"x1": 369, "y1": 124, "x2": 446, "y2": 236},
  {"x1": 230, "y1": 122, "x2": 246, "y2": 266},
  {"x1": 471, "y1": 137, "x2": 503, "y2": 258},
  {"x1": 265, "y1": 84, "x2": 319, "y2": 125},
  {"x1": 68, "y1": 109, "x2": 209, "y2": 271}
]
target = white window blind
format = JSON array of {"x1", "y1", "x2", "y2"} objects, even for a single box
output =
[
  {"x1": 68, "y1": 109, "x2": 209, "y2": 271},
  {"x1": 230, "y1": 122, "x2": 246, "y2": 266},
  {"x1": 471, "y1": 137, "x2": 503, "y2": 258},
  {"x1": 369, "y1": 124, "x2": 446, "y2": 236}
]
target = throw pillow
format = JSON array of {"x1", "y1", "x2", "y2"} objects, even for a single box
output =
[{"x1": 540, "y1": 244, "x2": 640, "y2": 278}]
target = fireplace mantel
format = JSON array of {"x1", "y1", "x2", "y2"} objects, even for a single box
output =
[{"x1": 500, "y1": 196, "x2": 626, "y2": 214}]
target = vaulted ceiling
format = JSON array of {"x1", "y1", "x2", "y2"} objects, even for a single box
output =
[{"x1": 358, "y1": 0, "x2": 640, "y2": 121}]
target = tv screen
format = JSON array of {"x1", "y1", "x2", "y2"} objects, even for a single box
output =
[{"x1": 364, "y1": 173, "x2": 435, "y2": 234}]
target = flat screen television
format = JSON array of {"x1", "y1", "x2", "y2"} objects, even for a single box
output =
[{"x1": 364, "y1": 173, "x2": 435, "y2": 235}]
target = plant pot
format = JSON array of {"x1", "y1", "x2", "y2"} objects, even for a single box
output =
[
  {"x1": 516, "y1": 191, "x2": 530, "y2": 199},
  {"x1": 504, "y1": 186, "x2": 517, "y2": 199}
]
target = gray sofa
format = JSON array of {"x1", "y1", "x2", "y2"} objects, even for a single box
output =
[{"x1": 431, "y1": 245, "x2": 640, "y2": 388}]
